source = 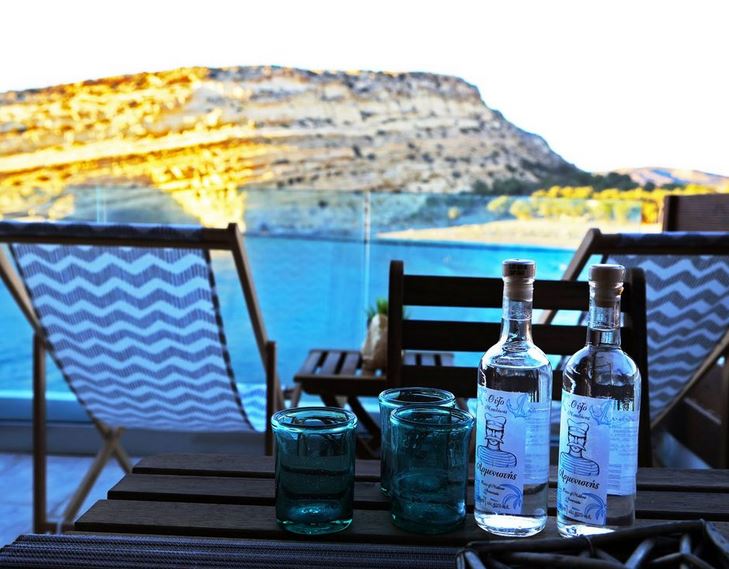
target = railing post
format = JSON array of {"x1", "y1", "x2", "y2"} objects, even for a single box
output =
[{"x1": 32, "y1": 333, "x2": 47, "y2": 533}]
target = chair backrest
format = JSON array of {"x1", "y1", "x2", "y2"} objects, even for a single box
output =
[
  {"x1": 663, "y1": 194, "x2": 729, "y2": 231},
  {"x1": 558, "y1": 229, "x2": 729, "y2": 428},
  {"x1": 0, "y1": 221, "x2": 276, "y2": 433},
  {"x1": 386, "y1": 259, "x2": 652, "y2": 466}
]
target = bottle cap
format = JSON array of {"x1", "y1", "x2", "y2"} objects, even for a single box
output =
[
  {"x1": 502, "y1": 259, "x2": 535, "y2": 302},
  {"x1": 589, "y1": 264, "x2": 625, "y2": 285},
  {"x1": 589, "y1": 264, "x2": 625, "y2": 306},
  {"x1": 502, "y1": 259, "x2": 536, "y2": 279}
]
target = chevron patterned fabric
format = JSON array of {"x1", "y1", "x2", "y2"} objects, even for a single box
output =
[
  {"x1": 0, "y1": 220, "x2": 209, "y2": 244},
  {"x1": 607, "y1": 233, "x2": 729, "y2": 420},
  {"x1": 3, "y1": 221, "x2": 254, "y2": 432}
]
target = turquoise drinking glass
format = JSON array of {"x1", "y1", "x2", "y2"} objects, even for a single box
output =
[
  {"x1": 378, "y1": 387, "x2": 456, "y2": 496},
  {"x1": 389, "y1": 405, "x2": 474, "y2": 534},
  {"x1": 271, "y1": 407, "x2": 357, "y2": 535}
]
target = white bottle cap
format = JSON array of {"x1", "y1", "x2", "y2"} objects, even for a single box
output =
[
  {"x1": 502, "y1": 259, "x2": 536, "y2": 279},
  {"x1": 502, "y1": 259, "x2": 535, "y2": 302},
  {"x1": 589, "y1": 264, "x2": 625, "y2": 306}
]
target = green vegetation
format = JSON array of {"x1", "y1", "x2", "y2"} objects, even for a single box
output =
[
  {"x1": 472, "y1": 170, "x2": 637, "y2": 196},
  {"x1": 531, "y1": 184, "x2": 724, "y2": 223},
  {"x1": 366, "y1": 298, "x2": 389, "y2": 325},
  {"x1": 473, "y1": 169, "x2": 728, "y2": 224}
]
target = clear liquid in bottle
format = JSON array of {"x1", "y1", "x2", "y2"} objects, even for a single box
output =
[
  {"x1": 557, "y1": 264, "x2": 640, "y2": 537},
  {"x1": 475, "y1": 259, "x2": 552, "y2": 537}
]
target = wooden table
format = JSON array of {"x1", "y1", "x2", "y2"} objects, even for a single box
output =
[
  {"x1": 293, "y1": 348, "x2": 454, "y2": 457},
  {"x1": 75, "y1": 453, "x2": 729, "y2": 547}
]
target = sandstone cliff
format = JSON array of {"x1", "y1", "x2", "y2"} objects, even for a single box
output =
[{"x1": 0, "y1": 66, "x2": 574, "y2": 210}]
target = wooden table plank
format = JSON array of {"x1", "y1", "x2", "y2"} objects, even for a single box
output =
[
  {"x1": 75, "y1": 500, "x2": 474, "y2": 545},
  {"x1": 76, "y1": 500, "x2": 729, "y2": 545},
  {"x1": 110, "y1": 474, "x2": 729, "y2": 521},
  {"x1": 134, "y1": 454, "x2": 729, "y2": 492},
  {"x1": 110, "y1": 475, "x2": 386, "y2": 510}
]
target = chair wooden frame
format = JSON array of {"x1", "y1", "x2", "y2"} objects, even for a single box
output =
[
  {"x1": 662, "y1": 194, "x2": 729, "y2": 232},
  {"x1": 546, "y1": 227, "x2": 729, "y2": 466},
  {"x1": 387, "y1": 259, "x2": 652, "y2": 467},
  {"x1": 660, "y1": 195, "x2": 729, "y2": 466},
  {"x1": 0, "y1": 222, "x2": 283, "y2": 533}
]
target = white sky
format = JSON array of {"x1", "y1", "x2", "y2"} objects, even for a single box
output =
[{"x1": 1, "y1": 0, "x2": 728, "y2": 176}]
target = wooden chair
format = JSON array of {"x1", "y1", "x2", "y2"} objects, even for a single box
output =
[
  {"x1": 386, "y1": 259, "x2": 652, "y2": 466},
  {"x1": 663, "y1": 194, "x2": 729, "y2": 231},
  {"x1": 661, "y1": 194, "x2": 729, "y2": 467},
  {"x1": 550, "y1": 228, "x2": 729, "y2": 467},
  {"x1": 0, "y1": 220, "x2": 284, "y2": 533}
]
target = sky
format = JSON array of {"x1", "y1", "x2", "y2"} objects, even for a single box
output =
[{"x1": 1, "y1": 0, "x2": 727, "y2": 176}]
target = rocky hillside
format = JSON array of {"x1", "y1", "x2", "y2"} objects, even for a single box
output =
[
  {"x1": 0, "y1": 66, "x2": 574, "y2": 209},
  {"x1": 615, "y1": 167, "x2": 729, "y2": 188}
]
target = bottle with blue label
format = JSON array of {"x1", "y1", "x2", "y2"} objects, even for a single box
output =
[
  {"x1": 475, "y1": 259, "x2": 552, "y2": 537},
  {"x1": 557, "y1": 264, "x2": 640, "y2": 537}
]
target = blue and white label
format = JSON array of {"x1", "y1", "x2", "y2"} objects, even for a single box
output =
[
  {"x1": 557, "y1": 391, "x2": 638, "y2": 526},
  {"x1": 475, "y1": 387, "x2": 550, "y2": 515}
]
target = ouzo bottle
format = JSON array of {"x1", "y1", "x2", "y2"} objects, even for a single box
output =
[
  {"x1": 475, "y1": 259, "x2": 552, "y2": 537},
  {"x1": 557, "y1": 264, "x2": 640, "y2": 536}
]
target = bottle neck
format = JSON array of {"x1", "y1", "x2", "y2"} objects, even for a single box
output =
[
  {"x1": 587, "y1": 292, "x2": 622, "y2": 347},
  {"x1": 500, "y1": 297, "x2": 533, "y2": 343}
]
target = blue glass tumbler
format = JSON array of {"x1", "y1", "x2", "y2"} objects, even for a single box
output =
[
  {"x1": 378, "y1": 387, "x2": 456, "y2": 496},
  {"x1": 271, "y1": 407, "x2": 357, "y2": 535},
  {"x1": 390, "y1": 406, "x2": 474, "y2": 534}
]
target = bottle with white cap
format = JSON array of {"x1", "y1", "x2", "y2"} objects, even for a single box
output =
[
  {"x1": 557, "y1": 264, "x2": 640, "y2": 537},
  {"x1": 475, "y1": 259, "x2": 552, "y2": 537}
]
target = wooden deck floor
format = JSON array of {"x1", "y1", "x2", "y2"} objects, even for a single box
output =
[{"x1": 0, "y1": 453, "x2": 130, "y2": 546}]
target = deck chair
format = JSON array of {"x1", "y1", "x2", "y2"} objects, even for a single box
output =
[
  {"x1": 386, "y1": 259, "x2": 652, "y2": 466},
  {"x1": 550, "y1": 229, "x2": 729, "y2": 466},
  {"x1": 660, "y1": 195, "x2": 729, "y2": 466},
  {"x1": 0, "y1": 221, "x2": 284, "y2": 533},
  {"x1": 663, "y1": 194, "x2": 729, "y2": 231}
]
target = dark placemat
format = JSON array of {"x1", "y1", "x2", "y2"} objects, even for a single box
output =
[
  {"x1": 0, "y1": 534, "x2": 457, "y2": 569},
  {"x1": 457, "y1": 520, "x2": 729, "y2": 569}
]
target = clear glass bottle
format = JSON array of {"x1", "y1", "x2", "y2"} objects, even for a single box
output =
[
  {"x1": 557, "y1": 264, "x2": 640, "y2": 537},
  {"x1": 475, "y1": 259, "x2": 552, "y2": 537}
]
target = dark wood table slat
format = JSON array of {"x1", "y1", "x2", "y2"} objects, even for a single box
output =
[
  {"x1": 110, "y1": 474, "x2": 729, "y2": 521},
  {"x1": 133, "y1": 454, "x2": 729, "y2": 493},
  {"x1": 77, "y1": 500, "x2": 729, "y2": 545}
]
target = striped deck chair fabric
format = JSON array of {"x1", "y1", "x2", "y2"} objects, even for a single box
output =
[
  {"x1": 597, "y1": 232, "x2": 729, "y2": 422},
  {"x1": 0, "y1": 221, "x2": 255, "y2": 432}
]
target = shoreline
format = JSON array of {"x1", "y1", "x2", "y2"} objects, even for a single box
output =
[{"x1": 378, "y1": 218, "x2": 659, "y2": 249}]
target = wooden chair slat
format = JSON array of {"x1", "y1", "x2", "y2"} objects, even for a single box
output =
[
  {"x1": 420, "y1": 353, "x2": 435, "y2": 366},
  {"x1": 403, "y1": 352, "x2": 417, "y2": 365},
  {"x1": 296, "y1": 349, "x2": 324, "y2": 375},
  {"x1": 319, "y1": 351, "x2": 344, "y2": 376},
  {"x1": 297, "y1": 376, "x2": 387, "y2": 397},
  {"x1": 401, "y1": 321, "x2": 586, "y2": 355},
  {"x1": 403, "y1": 277, "x2": 635, "y2": 312},
  {"x1": 400, "y1": 366, "x2": 475, "y2": 397},
  {"x1": 340, "y1": 352, "x2": 361, "y2": 375},
  {"x1": 439, "y1": 353, "x2": 455, "y2": 366}
]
